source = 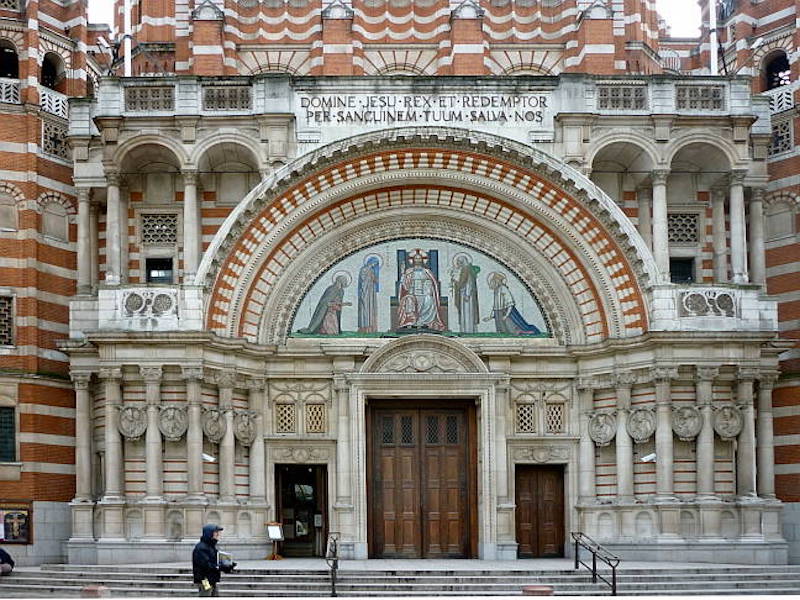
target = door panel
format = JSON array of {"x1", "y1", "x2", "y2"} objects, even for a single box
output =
[
  {"x1": 515, "y1": 465, "x2": 565, "y2": 558},
  {"x1": 370, "y1": 406, "x2": 470, "y2": 558}
]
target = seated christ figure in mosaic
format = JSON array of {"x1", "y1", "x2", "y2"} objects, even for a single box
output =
[{"x1": 396, "y1": 250, "x2": 445, "y2": 331}]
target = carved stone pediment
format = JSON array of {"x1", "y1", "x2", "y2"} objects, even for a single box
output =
[
  {"x1": 273, "y1": 446, "x2": 331, "y2": 463},
  {"x1": 360, "y1": 335, "x2": 487, "y2": 375}
]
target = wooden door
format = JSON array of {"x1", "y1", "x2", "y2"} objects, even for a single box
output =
[
  {"x1": 369, "y1": 405, "x2": 471, "y2": 558},
  {"x1": 515, "y1": 465, "x2": 565, "y2": 558}
]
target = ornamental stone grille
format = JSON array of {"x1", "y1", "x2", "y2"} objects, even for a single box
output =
[
  {"x1": 305, "y1": 403, "x2": 326, "y2": 433},
  {"x1": 275, "y1": 403, "x2": 296, "y2": 433},
  {"x1": 515, "y1": 403, "x2": 536, "y2": 433},
  {"x1": 770, "y1": 119, "x2": 793, "y2": 156},
  {"x1": 668, "y1": 213, "x2": 699, "y2": 243},
  {"x1": 545, "y1": 403, "x2": 565, "y2": 433},
  {"x1": 203, "y1": 86, "x2": 252, "y2": 111},
  {"x1": 125, "y1": 86, "x2": 175, "y2": 111},
  {"x1": 597, "y1": 85, "x2": 648, "y2": 110},
  {"x1": 0, "y1": 296, "x2": 12, "y2": 345},
  {"x1": 42, "y1": 119, "x2": 69, "y2": 160},
  {"x1": 0, "y1": 78, "x2": 20, "y2": 104},
  {"x1": 142, "y1": 214, "x2": 178, "y2": 245},
  {"x1": 676, "y1": 85, "x2": 725, "y2": 110},
  {"x1": 0, "y1": 0, "x2": 20, "y2": 9}
]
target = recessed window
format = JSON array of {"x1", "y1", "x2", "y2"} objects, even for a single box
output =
[
  {"x1": 0, "y1": 407, "x2": 14, "y2": 462},
  {"x1": 145, "y1": 257, "x2": 174, "y2": 284},
  {"x1": 0, "y1": 40, "x2": 19, "y2": 79},
  {"x1": 0, "y1": 194, "x2": 15, "y2": 231},
  {"x1": 42, "y1": 202, "x2": 68, "y2": 240},
  {"x1": 670, "y1": 258, "x2": 695, "y2": 284},
  {"x1": 0, "y1": 295, "x2": 13, "y2": 346},
  {"x1": 764, "y1": 53, "x2": 791, "y2": 91}
]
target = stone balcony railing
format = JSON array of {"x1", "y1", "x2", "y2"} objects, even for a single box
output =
[
  {"x1": 0, "y1": 77, "x2": 20, "y2": 104},
  {"x1": 40, "y1": 86, "x2": 68, "y2": 118},
  {"x1": 763, "y1": 84, "x2": 795, "y2": 115}
]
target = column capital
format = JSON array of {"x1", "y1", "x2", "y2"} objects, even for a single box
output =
[
  {"x1": 70, "y1": 371, "x2": 92, "y2": 389},
  {"x1": 140, "y1": 366, "x2": 163, "y2": 382},
  {"x1": 99, "y1": 367, "x2": 122, "y2": 381},
  {"x1": 183, "y1": 170, "x2": 199, "y2": 186},
  {"x1": 751, "y1": 186, "x2": 767, "y2": 203},
  {"x1": 76, "y1": 188, "x2": 91, "y2": 203},
  {"x1": 245, "y1": 377, "x2": 266, "y2": 391},
  {"x1": 105, "y1": 170, "x2": 121, "y2": 187},
  {"x1": 636, "y1": 185, "x2": 653, "y2": 199},
  {"x1": 737, "y1": 367, "x2": 760, "y2": 382},
  {"x1": 710, "y1": 186, "x2": 727, "y2": 200},
  {"x1": 576, "y1": 377, "x2": 598, "y2": 392},
  {"x1": 651, "y1": 169, "x2": 670, "y2": 184},
  {"x1": 652, "y1": 366, "x2": 678, "y2": 383},
  {"x1": 696, "y1": 366, "x2": 720, "y2": 382},
  {"x1": 181, "y1": 366, "x2": 204, "y2": 382},
  {"x1": 758, "y1": 371, "x2": 780, "y2": 389},
  {"x1": 729, "y1": 169, "x2": 747, "y2": 185},
  {"x1": 214, "y1": 370, "x2": 238, "y2": 390},
  {"x1": 614, "y1": 370, "x2": 638, "y2": 389}
]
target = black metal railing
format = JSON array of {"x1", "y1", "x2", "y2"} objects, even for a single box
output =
[
  {"x1": 325, "y1": 533, "x2": 339, "y2": 597},
  {"x1": 571, "y1": 531, "x2": 620, "y2": 596}
]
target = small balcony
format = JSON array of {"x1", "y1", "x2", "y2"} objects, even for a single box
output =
[
  {"x1": 0, "y1": 77, "x2": 20, "y2": 104},
  {"x1": 762, "y1": 85, "x2": 794, "y2": 115},
  {"x1": 40, "y1": 86, "x2": 68, "y2": 118}
]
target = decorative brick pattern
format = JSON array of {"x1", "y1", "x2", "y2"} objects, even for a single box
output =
[{"x1": 0, "y1": 296, "x2": 13, "y2": 346}]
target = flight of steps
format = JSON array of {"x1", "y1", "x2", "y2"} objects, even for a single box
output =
[{"x1": 2, "y1": 564, "x2": 800, "y2": 597}]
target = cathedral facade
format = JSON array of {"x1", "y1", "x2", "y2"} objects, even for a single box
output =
[{"x1": 0, "y1": 0, "x2": 798, "y2": 566}]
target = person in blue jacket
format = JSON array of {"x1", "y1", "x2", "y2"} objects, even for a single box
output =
[
  {"x1": 192, "y1": 524, "x2": 235, "y2": 596},
  {"x1": 0, "y1": 546, "x2": 14, "y2": 575}
]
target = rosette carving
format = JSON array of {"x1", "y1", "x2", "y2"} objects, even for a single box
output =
[
  {"x1": 626, "y1": 408, "x2": 656, "y2": 443},
  {"x1": 233, "y1": 411, "x2": 257, "y2": 446},
  {"x1": 672, "y1": 405, "x2": 702, "y2": 441},
  {"x1": 159, "y1": 406, "x2": 189, "y2": 442},
  {"x1": 588, "y1": 412, "x2": 616, "y2": 446},
  {"x1": 118, "y1": 406, "x2": 147, "y2": 440},
  {"x1": 202, "y1": 408, "x2": 227, "y2": 443},
  {"x1": 713, "y1": 404, "x2": 743, "y2": 440}
]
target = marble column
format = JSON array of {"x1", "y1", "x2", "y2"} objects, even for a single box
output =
[
  {"x1": 119, "y1": 182, "x2": 129, "y2": 285},
  {"x1": 729, "y1": 170, "x2": 749, "y2": 284},
  {"x1": 615, "y1": 372, "x2": 636, "y2": 502},
  {"x1": 757, "y1": 373, "x2": 778, "y2": 499},
  {"x1": 141, "y1": 367, "x2": 163, "y2": 501},
  {"x1": 636, "y1": 186, "x2": 653, "y2": 249},
  {"x1": 247, "y1": 378, "x2": 266, "y2": 504},
  {"x1": 89, "y1": 201, "x2": 99, "y2": 289},
  {"x1": 711, "y1": 187, "x2": 728, "y2": 283},
  {"x1": 748, "y1": 187, "x2": 767, "y2": 287},
  {"x1": 182, "y1": 170, "x2": 201, "y2": 280},
  {"x1": 651, "y1": 170, "x2": 671, "y2": 281},
  {"x1": 183, "y1": 367, "x2": 205, "y2": 501},
  {"x1": 217, "y1": 371, "x2": 237, "y2": 503},
  {"x1": 695, "y1": 367, "x2": 719, "y2": 499},
  {"x1": 99, "y1": 367, "x2": 125, "y2": 539},
  {"x1": 105, "y1": 171, "x2": 122, "y2": 285},
  {"x1": 736, "y1": 369, "x2": 757, "y2": 498},
  {"x1": 76, "y1": 188, "x2": 92, "y2": 294},
  {"x1": 654, "y1": 368, "x2": 678, "y2": 501},
  {"x1": 577, "y1": 381, "x2": 596, "y2": 503},
  {"x1": 71, "y1": 372, "x2": 93, "y2": 501}
]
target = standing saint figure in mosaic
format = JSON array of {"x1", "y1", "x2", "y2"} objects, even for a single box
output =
[
  {"x1": 299, "y1": 273, "x2": 352, "y2": 335},
  {"x1": 485, "y1": 272, "x2": 541, "y2": 335},
  {"x1": 358, "y1": 255, "x2": 381, "y2": 333},
  {"x1": 450, "y1": 253, "x2": 480, "y2": 333}
]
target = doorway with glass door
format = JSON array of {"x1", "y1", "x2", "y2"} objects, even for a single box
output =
[{"x1": 275, "y1": 464, "x2": 328, "y2": 557}]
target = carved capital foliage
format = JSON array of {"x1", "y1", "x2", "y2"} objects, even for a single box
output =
[
  {"x1": 651, "y1": 169, "x2": 670, "y2": 185},
  {"x1": 70, "y1": 371, "x2": 92, "y2": 390},
  {"x1": 245, "y1": 377, "x2": 266, "y2": 391},
  {"x1": 182, "y1": 367, "x2": 204, "y2": 382},
  {"x1": 118, "y1": 406, "x2": 147, "y2": 440},
  {"x1": 713, "y1": 404, "x2": 744, "y2": 440},
  {"x1": 140, "y1": 366, "x2": 163, "y2": 382},
  {"x1": 730, "y1": 169, "x2": 747, "y2": 185},
  {"x1": 652, "y1": 367, "x2": 678, "y2": 383},
  {"x1": 738, "y1": 367, "x2": 760, "y2": 382},
  {"x1": 672, "y1": 405, "x2": 702, "y2": 441},
  {"x1": 588, "y1": 412, "x2": 616, "y2": 446},
  {"x1": 614, "y1": 370, "x2": 638, "y2": 388},
  {"x1": 758, "y1": 372, "x2": 780, "y2": 389},
  {"x1": 202, "y1": 408, "x2": 227, "y2": 443},
  {"x1": 159, "y1": 406, "x2": 188, "y2": 441},
  {"x1": 99, "y1": 367, "x2": 122, "y2": 381},
  {"x1": 512, "y1": 445, "x2": 569, "y2": 463},
  {"x1": 696, "y1": 367, "x2": 720, "y2": 382},
  {"x1": 214, "y1": 370, "x2": 238, "y2": 390},
  {"x1": 626, "y1": 407, "x2": 656, "y2": 443}
]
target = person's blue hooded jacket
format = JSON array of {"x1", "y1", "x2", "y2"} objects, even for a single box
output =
[{"x1": 192, "y1": 524, "x2": 221, "y2": 585}]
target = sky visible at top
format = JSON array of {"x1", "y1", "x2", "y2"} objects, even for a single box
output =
[{"x1": 87, "y1": 1, "x2": 702, "y2": 38}]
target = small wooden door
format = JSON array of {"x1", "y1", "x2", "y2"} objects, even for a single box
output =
[
  {"x1": 369, "y1": 405, "x2": 472, "y2": 558},
  {"x1": 515, "y1": 465, "x2": 565, "y2": 558}
]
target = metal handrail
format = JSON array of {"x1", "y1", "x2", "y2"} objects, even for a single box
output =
[
  {"x1": 325, "y1": 533, "x2": 339, "y2": 597},
  {"x1": 571, "y1": 531, "x2": 620, "y2": 596}
]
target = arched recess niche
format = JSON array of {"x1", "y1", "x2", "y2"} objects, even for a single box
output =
[{"x1": 199, "y1": 128, "x2": 657, "y2": 346}]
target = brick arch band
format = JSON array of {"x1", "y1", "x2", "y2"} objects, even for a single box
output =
[{"x1": 201, "y1": 128, "x2": 656, "y2": 344}]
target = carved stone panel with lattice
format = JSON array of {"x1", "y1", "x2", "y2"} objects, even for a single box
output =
[
  {"x1": 42, "y1": 119, "x2": 69, "y2": 160},
  {"x1": 142, "y1": 213, "x2": 178, "y2": 245},
  {"x1": 305, "y1": 403, "x2": 327, "y2": 434},
  {"x1": 275, "y1": 403, "x2": 296, "y2": 434},
  {"x1": 545, "y1": 402, "x2": 566, "y2": 434},
  {"x1": 511, "y1": 381, "x2": 572, "y2": 436},
  {"x1": 0, "y1": 296, "x2": 13, "y2": 346},
  {"x1": 597, "y1": 84, "x2": 648, "y2": 110},
  {"x1": 516, "y1": 402, "x2": 537, "y2": 434},
  {"x1": 668, "y1": 213, "x2": 699, "y2": 244},
  {"x1": 676, "y1": 85, "x2": 725, "y2": 110},
  {"x1": 270, "y1": 379, "x2": 332, "y2": 435}
]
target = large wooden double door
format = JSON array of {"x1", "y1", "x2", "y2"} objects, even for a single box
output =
[{"x1": 368, "y1": 402, "x2": 476, "y2": 558}]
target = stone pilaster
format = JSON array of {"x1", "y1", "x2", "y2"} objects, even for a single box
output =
[
  {"x1": 99, "y1": 367, "x2": 125, "y2": 540},
  {"x1": 183, "y1": 367, "x2": 206, "y2": 540},
  {"x1": 695, "y1": 367, "x2": 719, "y2": 500},
  {"x1": 653, "y1": 367, "x2": 678, "y2": 502},
  {"x1": 246, "y1": 377, "x2": 267, "y2": 504},
  {"x1": 70, "y1": 371, "x2": 94, "y2": 540},
  {"x1": 614, "y1": 371, "x2": 637, "y2": 502},
  {"x1": 757, "y1": 372, "x2": 778, "y2": 499},
  {"x1": 729, "y1": 170, "x2": 749, "y2": 284},
  {"x1": 651, "y1": 170, "x2": 670, "y2": 281},
  {"x1": 748, "y1": 187, "x2": 767, "y2": 286},
  {"x1": 76, "y1": 188, "x2": 92, "y2": 294},
  {"x1": 104, "y1": 171, "x2": 122, "y2": 285},
  {"x1": 577, "y1": 378, "x2": 596, "y2": 504},
  {"x1": 141, "y1": 366, "x2": 165, "y2": 539},
  {"x1": 711, "y1": 187, "x2": 728, "y2": 282},
  {"x1": 216, "y1": 370, "x2": 237, "y2": 504},
  {"x1": 182, "y1": 170, "x2": 201, "y2": 279},
  {"x1": 736, "y1": 368, "x2": 758, "y2": 499}
]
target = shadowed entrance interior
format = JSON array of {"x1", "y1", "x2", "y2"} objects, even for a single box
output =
[
  {"x1": 367, "y1": 400, "x2": 477, "y2": 558},
  {"x1": 275, "y1": 464, "x2": 328, "y2": 557}
]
